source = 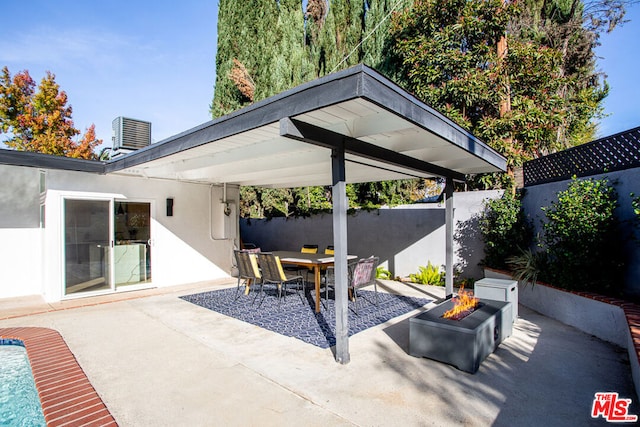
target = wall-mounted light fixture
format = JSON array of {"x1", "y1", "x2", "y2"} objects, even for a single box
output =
[{"x1": 166, "y1": 198, "x2": 174, "y2": 216}]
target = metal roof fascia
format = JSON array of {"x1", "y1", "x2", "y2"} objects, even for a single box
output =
[
  {"x1": 359, "y1": 67, "x2": 507, "y2": 172},
  {"x1": 105, "y1": 67, "x2": 368, "y2": 174},
  {"x1": 0, "y1": 148, "x2": 105, "y2": 173}
]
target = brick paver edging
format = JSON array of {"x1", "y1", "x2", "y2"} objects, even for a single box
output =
[{"x1": 0, "y1": 327, "x2": 118, "y2": 427}]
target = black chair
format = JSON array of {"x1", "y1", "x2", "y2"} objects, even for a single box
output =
[{"x1": 241, "y1": 242, "x2": 261, "y2": 253}]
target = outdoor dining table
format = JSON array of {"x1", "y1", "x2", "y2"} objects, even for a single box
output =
[{"x1": 273, "y1": 251, "x2": 358, "y2": 313}]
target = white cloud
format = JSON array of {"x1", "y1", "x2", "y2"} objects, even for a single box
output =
[{"x1": 0, "y1": 27, "x2": 147, "y2": 72}]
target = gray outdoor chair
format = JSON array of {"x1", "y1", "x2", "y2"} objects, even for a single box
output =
[
  {"x1": 324, "y1": 256, "x2": 379, "y2": 314},
  {"x1": 233, "y1": 250, "x2": 262, "y2": 301},
  {"x1": 256, "y1": 252, "x2": 305, "y2": 305}
]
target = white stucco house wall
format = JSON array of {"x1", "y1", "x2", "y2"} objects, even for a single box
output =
[{"x1": 0, "y1": 161, "x2": 239, "y2": 302}]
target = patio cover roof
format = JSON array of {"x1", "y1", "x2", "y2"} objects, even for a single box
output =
[
  {"x1": 0, "y1": 65, "x2": 505, "y2": 183},
  {"x1": 105, "y1": 65, "x2": 506, "y2": 186}
]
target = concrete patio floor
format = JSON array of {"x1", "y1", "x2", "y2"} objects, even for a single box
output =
[{"x1": 1, "y1": 280, "x2": 637, "y2": 426}]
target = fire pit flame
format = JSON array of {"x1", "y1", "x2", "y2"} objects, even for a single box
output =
[{"x1": 442, "y1": 286, "x2": 479, "y2": 321}]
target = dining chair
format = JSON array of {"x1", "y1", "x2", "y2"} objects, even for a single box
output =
[
  {"x1": 301, "y1": 244, "x2": 319, "y2": 253},
  {"x1": 256, "y1": 252, "x2": 305, "y2": 305},
  {"x1": 234, "y1": 250, "x2": 262, "y2": 301},
  {"x1": 324, "y1": 256, "x2": 379, "y2": 314},
  {"x1": 243, "y1": 244, "x2": 261, "y2": 254},
  {"x1": 288, "y1": 244, "x2": 319, "y2": 285},
  {"x1": 319, "y1": 245, "x2": 334, "y2": 283}
]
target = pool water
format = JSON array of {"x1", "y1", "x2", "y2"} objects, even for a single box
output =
[{"x1": 0, "y1": 343, "x2": 46, "y2": 427}]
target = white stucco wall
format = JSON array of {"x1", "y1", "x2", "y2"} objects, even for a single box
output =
[
  {"x1": 0, "y1": 163, "x2": 239, "y2": 301},
  {"x1": 0, "y1": 165, "x2": 43, "y2": 297}
]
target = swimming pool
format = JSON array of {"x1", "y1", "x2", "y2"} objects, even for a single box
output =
[
  {"x1": 0, "y1": 327, "x2": 117, "y2": 426},
  {"x1": 0, "y1": 340, "x2": 46, "y2": 426}
]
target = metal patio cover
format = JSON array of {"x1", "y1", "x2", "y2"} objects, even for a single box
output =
[
  {"x1": 0, "y1": 65, "x2": 508, "y2": 365},
  {"x1": 107, "y1": 65, "x2": 506, "y2": 185}
]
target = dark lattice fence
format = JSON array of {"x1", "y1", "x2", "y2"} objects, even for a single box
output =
[{"x1": 524, "y1": 127, "x2": 640, "y2": 186}]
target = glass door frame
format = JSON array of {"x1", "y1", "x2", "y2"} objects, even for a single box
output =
[
  {"x1": 61, "y1": 195, "x2": 154, "y2": 299},
  {"x1": 113, "y1": 198, "x2": 153, "y2": 291},
  {"x1": 62, "y1": 196, "x2": 115, "y2": 298}
]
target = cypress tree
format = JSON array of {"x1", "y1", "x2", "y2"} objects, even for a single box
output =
[
  {"x1": 213, "y1": 0, "x2": 410, "y2": 115},
  {"x1": 212, "y1": 1, "x2": 281, "y2": 117},
  {"x1": 306, "y1": 0, "x2": 365, "y2": 76},
  {"x1": 270, "y1": 0, "x2": 315, "y2": 94},
  {"x1": 363, "y1": 0, "x2": 414, "y2": 75},
  {"x1": 213, "y1": 1, "x2": 313, "y2": 118}
]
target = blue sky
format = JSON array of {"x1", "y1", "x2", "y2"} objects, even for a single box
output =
[
  {"x1": 1, "y1": 0, "x2": 218, "y2": 151},
  {"x1": 594, "y1": 2, "x2": 640, "y2": 136},
  {"x1": 0, "y1": 1, "x2": 638, "y2": 152}
]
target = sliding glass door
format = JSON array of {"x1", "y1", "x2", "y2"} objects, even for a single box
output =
[
  {"x1": 63, "y1": 198, "x2": 152, "y2": 297},
  {"x1": 64, "y1": 199, "x2": 112, "y2": 295},
  {"x1": 114, "y1": 201, "x2": 151, "y2": 288}
]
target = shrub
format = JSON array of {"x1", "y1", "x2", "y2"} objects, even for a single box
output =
[
  {"x1": 507, "y1": 248, "x2": 547, "y2": 288},
  {"x1": 479, "y1": 191, "x2": 533, "y2": 270},
  {"x1": 632, "y1": 193, "x2": 640, "y2": 241},
  {"x1": 409, "y1": 261, "x2": 444, "y2": 286},
  {"x1": 376, "y1": 265, "x2": 392, "y2": 280},
  {"x1": 541, "y1": 177, "x2": 623, "y2": 294}
]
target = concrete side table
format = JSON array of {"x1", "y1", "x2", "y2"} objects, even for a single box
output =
[{"x1": 474, "y1": 278, "x2": 518, "y2": 322}]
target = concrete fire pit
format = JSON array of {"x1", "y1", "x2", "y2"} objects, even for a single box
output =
[{"x1": 409, "y1": 299, "x2": 512, "y2": 373}]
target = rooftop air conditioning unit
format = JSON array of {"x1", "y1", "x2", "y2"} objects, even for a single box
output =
[{"x1": 112, "y1": 117, "x2": 151, "y2": 151}]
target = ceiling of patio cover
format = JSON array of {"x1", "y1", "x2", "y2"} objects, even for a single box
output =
[{"x1": 106, "y1": 65, "x2": 506, "y2": 187}]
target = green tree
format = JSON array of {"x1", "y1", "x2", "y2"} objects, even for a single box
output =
[
  {"x1": 541, "y1": 177, "x2": 623, "y2": 294},
  {"x1": 293, "y1": 186, "x2": 333, "y2": 215},
  {"x1": 212, "y1": 1, "x2": 269, "y2": 116},
  {"x1": 385, "y1": 0, "x2": 626, "y2": 187},
  {"x1": 363, "y1": 0, "x2": 415, "y2": 71},
  {"x1": 514, "y1": 0, "x2": 627, "y2": 145},
  {"x1": 306, "y1": 0, "x2": 365, "y2": 76},
  {"x1": 0, "y1": 67, "x2": 101, "y2": 159},
  {"x1": 479, "y1": 191, "x2": 533, "y2": 270},
  {"x1": 272, "y1": 0, "x2": 316, "y2": 94},
  {"x1": 213, "y1": 0, "x2": 313, "y2": 117},
  {"x1": 350, "y1": 179, "x2": 426, "y2": 208}
]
